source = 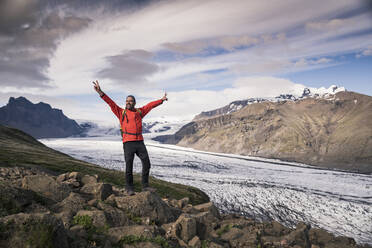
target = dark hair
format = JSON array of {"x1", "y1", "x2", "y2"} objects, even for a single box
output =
[{"x1": 126, "y1": 95, "x2": 136, "y2": 103}]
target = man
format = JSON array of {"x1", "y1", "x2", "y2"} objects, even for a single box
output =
[{"x1": 93, "y1": 80, "x2": 167, "y2": 195}]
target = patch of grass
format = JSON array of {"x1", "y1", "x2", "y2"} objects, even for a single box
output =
[
  {"x1": 72, "y1": 215, "x2": 93, "y2": 229},
  {"x1": 72, "y1": 215, "x2": 110, "y2": 245},
  {"x1": 119, "y1": 235, "x2": 170, "y2": 248},
  {"x1": 201, "y1": 240, "x2": 209, "y2": 248},
  {"x1": 126, "y1": 212, "x2": 142, "y2": 224}
]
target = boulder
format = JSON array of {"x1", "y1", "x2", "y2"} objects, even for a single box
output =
[
  {"x1": 0, "y1": 212, "x2": 69, "y2": 248},
  {"x1": 80, "y1": 182, "x2": 113, "y2": 201},
  {"x1": 193, "y1": 202, "x2": 220, "y2": 219},
  {"x1": 0, "y1": 183, "x2": 36, "y2": 216},
  {"x1": 263, "y1": 221, "x2": 291, "y2": 237},
  {"x1": 308, "y1": 228, "x2": 357, "y2": 248},
  {"x1": 81, "y1": 174, "x2": 98, "y2": 185},
  {"x1": 194, "y1": 210, "x2": 219, "y2": 239},
  {"x1": 114, "y1": 192, "x2": 180, "y2": 225},
  {"x1": 52, "y1": 192, "x2": 86, "y2": 228},
  {"x1": 188, "y1": 235, "x2": 201, "y2": 247},
  {"x1": 22, "y1": 175, "x2": 71, "y2": 202},
  {"x1": 168, "y1": 197, "x2": 190, "y2": 209},
  {"x1": 97, "y1": 201, "x2": 130, "y2": 227},
  {"x1": 283, "y1": 222, "x2": 311, "y2": 247},
  {"x1": 175, "y1": 214, "x2": 197, "y2": 242}
]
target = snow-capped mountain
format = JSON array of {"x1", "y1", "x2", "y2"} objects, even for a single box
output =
[{"x1": 195, "y1": 85, "x2": 346, "y2": 120}]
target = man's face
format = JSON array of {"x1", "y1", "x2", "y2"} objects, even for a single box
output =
[{"x1": 126, "y1": 96, "x2": 135, "y2": 109}]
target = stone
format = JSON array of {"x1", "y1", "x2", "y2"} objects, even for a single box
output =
[
  {"x1": 22, "y1": 175, "x2": 71, "y2": 202},
  {"x1": 194, "y1": 211, "x2": 219, "y2": 239},
  {"x1": 193, "y1": 202, "x2": 220, "y2": 219},
  {"x1": 53, "y1": 192, "x2": 86, "y2": 213},
  {"x1": 0, "y1": 212, "x2": 69, "y2": 248},
  {"x1": 52, "y1": 192, "x2": 86, "y2": 228},
  {"x1": 0, "y1": 183, "x2": 35, "y2": 214},
  {"x1": 168, "y1": 197, "x2": 190, "y2": 209},
  {"x1": 264, "y1": 221, "x2": 291, "y2": 237},
  {"x1": 69, "y1": 224, "x2": 87, "y2": 238},
  {"x1": 284, "y1": 222, "x2": 310, "y2": 247},
  {"x1": 178, "y1": 239, "x2": 188, "y2": 247},
  {"x1": 88, "y1": 199, "x2": 98, "y2": 206},
  {"x1": 97, "y1": 201, "x2": 130, "y2": 227},
  {"x1": 188, "y1": 236, "x2": 201, "y2": 247},
  {"x1": 175, "y1": 214, "x2": 197, "y2": 242},
  {"x1": 80, "y1": 182, "x2": 113, "y2": 201},
  {"x1": 104, "y1": 194, "x2": 117, "y2": 206},
  {"x1": 81, "y1": 174, "x2": 98, "y2": 185},
  {"x1": 69, "y1": 172, "x2": 82, "y2": 181},
  {"x1": 114, "y1": 191, "x2": 179, "y2": 225},
  {"x1": 56, "y1": 173, "x2": 68, "y2": 183},
  {"x1": 220, "y1": 227, "x2": 244, "y2": 241}
]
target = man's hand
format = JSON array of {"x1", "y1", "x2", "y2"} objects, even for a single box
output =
[
  {"x1": 161, "y1": 92, "x2": 168, "y2": 101},
  {"x1": 93, "y1": 80, "x2": 104, "y2": 96}
]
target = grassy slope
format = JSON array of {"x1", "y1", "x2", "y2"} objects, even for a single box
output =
[{"x1": 0, "y1": 125, "x2": 209, "y2": 205}]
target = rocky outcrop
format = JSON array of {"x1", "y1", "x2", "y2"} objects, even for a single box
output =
[
  {"x1": 1, "y1": 166, "x2": 370, "y2": 248},
  {"x1": 0, "y1": 96, "x2": 82, "y2": 138},
  {"x1": 155, "y1": 91, "x2": 372, "y2": 173}
]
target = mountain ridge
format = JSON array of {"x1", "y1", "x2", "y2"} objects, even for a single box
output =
[{"x1": 154, "y1": 91, "x2": 372, "y2": 173}]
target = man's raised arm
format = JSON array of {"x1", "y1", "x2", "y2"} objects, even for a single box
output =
[
  {"x1": 93, "y1": 80, "x2": 122, "y2": 119},
  {"x1": 140, "y1": 92, "x2": 168, "y2": 117}
]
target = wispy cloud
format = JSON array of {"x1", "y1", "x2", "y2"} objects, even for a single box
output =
[{"x1": 97, "y1": 50, "x2": 160, "y2": 87}]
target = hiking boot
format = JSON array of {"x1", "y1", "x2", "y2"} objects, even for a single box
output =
[
  {"x1": 142, "y1": 187, "x2": 156, "y2": 193},
  {"x1": 126, "y1": 189, "x2": 135, "y2": 196}
]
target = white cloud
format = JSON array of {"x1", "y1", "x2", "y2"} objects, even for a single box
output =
[
  {"x1": 356, "y1": 45, "x2": 372, "y2": 58},
  {"x1": 136, "y1": 76, "x2": 307, "y2": 121},
  {"x1": 2, "y1": 0, "x2": 370, "y2": 122}
]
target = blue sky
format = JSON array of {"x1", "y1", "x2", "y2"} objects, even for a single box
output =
[{"x1": 0, "y1": 0, "x2": 371, "y2": 124}]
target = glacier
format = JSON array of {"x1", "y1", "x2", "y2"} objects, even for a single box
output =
[{"x1": 40, "y1": 136, "x2": 372, "y2": 245}]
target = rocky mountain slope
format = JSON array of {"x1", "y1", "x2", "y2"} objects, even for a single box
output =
[
  {"x1": 1, "y1": 167, "x2": 369, "y2": 248},
  {"x1": 155, "y1": 91, "x2": 372, "y2": 173},
  {"x1": 0, "y1": 97, "x2": 82, "y2": 138}
]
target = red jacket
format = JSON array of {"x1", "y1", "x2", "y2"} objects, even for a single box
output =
[{"x1": 101, "y1": 94, "x2": 163, "y2": 143}]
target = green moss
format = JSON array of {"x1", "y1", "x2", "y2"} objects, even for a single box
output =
[
  {"x1": 119, "y1": 235, "x2": 170, "y2": 248},
  {"x1": 72, "y1": 215, "x2": 93, "y2": 229},
  {"x1": 201, "y1": 240, "x2": 209, "y2": 248},
  {"x1": 72, "y1": 215, "x2": 109, "y2": 245},
  {"x1": 124, "y1": 210, "x2": 143, "y2": 224}
]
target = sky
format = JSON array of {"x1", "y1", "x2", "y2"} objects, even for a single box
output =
[{"x1": 0, "y1": 0, "x2": 371, "y2": 125}]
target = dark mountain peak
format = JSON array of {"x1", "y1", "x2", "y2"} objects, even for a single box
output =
[
  {"x1": 0, "y1": 96, "x2": 82, "y2": 138},
  {"x1": 8, "y1": 96, "x2": 33, "y2": 106}
]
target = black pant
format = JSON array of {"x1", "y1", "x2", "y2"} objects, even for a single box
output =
[{"x1": 123, "y1": 140, "x2": 151, "y2": 190}]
